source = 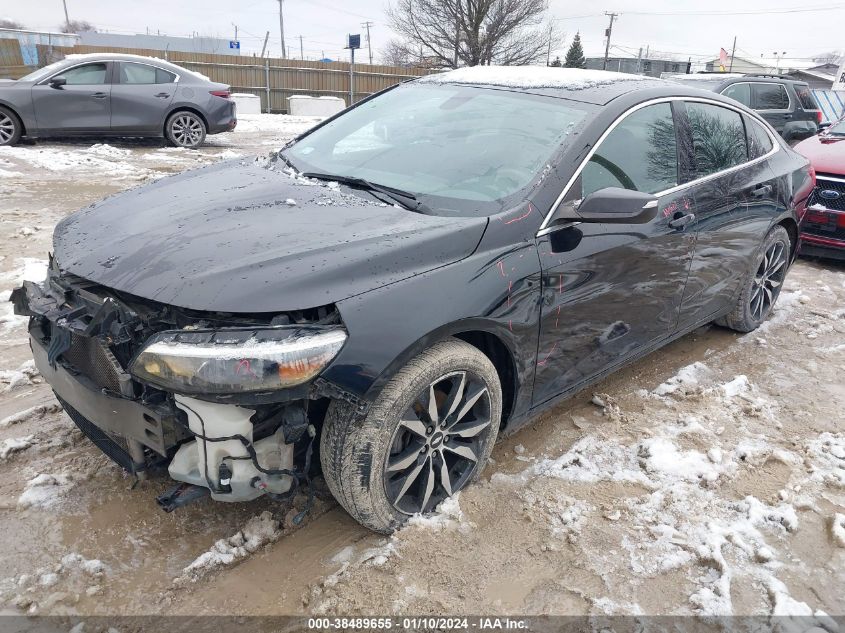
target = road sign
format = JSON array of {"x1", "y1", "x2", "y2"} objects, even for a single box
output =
[
  {"x1": 229, "y1": 40, "x2": 241, "y2": 50},
  {"x1": 347, "y1": 34, "x2": 361, "y2": 50}
]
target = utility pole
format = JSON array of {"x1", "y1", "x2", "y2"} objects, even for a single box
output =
[
  {"x1": 729, "y1": 36, "x2": 737, "y2": 72},
  {"x1": 232, "y1": 23, "x2": 238, "y2": 44},
  {"x1": 278, "y1": 0, "x2": 286, "y2": 59},
  {"x1": 636, "y1": 46, "x2": 642, "y2": 73},
  {"x1": 362, "y1": 21, "x2": 374, "y2": 64},
  {"x1": 62, "y1": 0, "x2": 70, "y2": 30},
  {"x1": 452, "y1": 3, "x2": 459, "y2": 68},
  {"x1": 602, "y1": 12, "x2": 618, "y2": 70},
  {"x1": 546, "y1": 25, "x2": 552, "y2": 66},
  {"x1": 260, "y1": 31, "x2": 269, "y2": 58},
  {"x1": 299, "y1": 35, "x2": 304, "y2": 60}
]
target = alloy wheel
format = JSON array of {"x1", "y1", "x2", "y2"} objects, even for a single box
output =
[
  {"x1": 750, "y1": 239, "x2": 787, "y2": 321},
  {"x1": 0, "y1": 112, "x2": 15, "y2": 144},
  {"x1": 384, "y1": 371, "x2": 493, "y2": 515},
  {"x1": 170, "y1": 115, "x2": 203, "y2": 147}
]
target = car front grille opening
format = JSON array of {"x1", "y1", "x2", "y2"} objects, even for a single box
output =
[
  {"x1": 62, "y1": 334, "x2": 123, "y2": 393},
  {"x1": 811, "y1": 177, "x2": 845, "y2": 212}
]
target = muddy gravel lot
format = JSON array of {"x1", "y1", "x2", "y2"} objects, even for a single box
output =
[{"x1": 0, "y1": 114, "x2": 843, "y2": 621}]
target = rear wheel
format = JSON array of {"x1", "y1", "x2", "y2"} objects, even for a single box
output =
[
  {"x1": 717, "y1": 225, "x2": 790, "y2": 332},
  {"x1": 320, "y1": 339, "x2": 502, "y2": 534},
  {"x1": 0, "y1": 106, "x2": 22, "y2": 146},
  {"x1": 165, "y1": 111, "x2": 206, "y2": 148}
]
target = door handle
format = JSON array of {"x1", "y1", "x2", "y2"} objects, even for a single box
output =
[
  {"x1": 751, "y1": 184, "x2": 773, "y2": 198},
  {"x1": 91, "y1": 92, "x2": 107, "y2": 99},
  {"x1": 668, "y1": 212, "x2": 695, "y2": 229},
  {"x1": 155, "y1": 92, "x2": 171, "y2": 98}
]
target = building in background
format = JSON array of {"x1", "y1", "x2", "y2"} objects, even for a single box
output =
[
  {"x1": 78, "y1": 32, "x2": 239, "y2": 56},
  {"x1": 585, "y1": 56, "x2": 691, "y2": 77},
  {"x1": 703, "y1": 55, "x2": 815, "y2": 75},
  {"x1": 787, "y1": 63, "x2": 837, "y2": 90}
]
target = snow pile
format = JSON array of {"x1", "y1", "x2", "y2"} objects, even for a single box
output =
[
  {"x1": 84, "y1": 144, "x2": 131, "y2": 159},
  {"x1": 0, "y1": 403, "x2": 62, "y2": 428},
  {"x1": 406, "y1": 493, "x2": 469, "y2": 531},
  {"x1": 0, "y1": 146, "x2": 151, "y2": 179},
  {"x1": 17, "y1": 473, "x2": 74, "y2": 509},
  {"x1": 0, "y1": 436, "x2": 34, "y2": 460},
  {"x1": 832, "y1": 514, "x2": 845, "y2": 548},
  {"x1": 5, "y1": 552, "x2": 107, "y2": 614},
  {"x1": 804, "y1": 433, "x2": 845, "y2": 489},
  {"x1": 0, "y1": 360, "x2": 40, "y2": 392},
  {"x1": 418, "y1": 65, "x2": 650, "y2": 90},
  {"x1": 175, "y1": 511, "x2": 281, "y2": 584},
  {"x1": 653, "y1": 361, "x2": 712, "y2": 396}
]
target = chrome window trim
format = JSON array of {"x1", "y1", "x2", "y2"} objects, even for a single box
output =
[
  {"x1": 723, "y1": 81, "x2": 792, "y2": 114},
  {"x1": 116, "y1": 60, "x2": 181, "y2": 84},
  {"x1": 37, "y1": 59, "x2": 181, "y2": 86},
  {"x1": 36, "y1": 60, "x2": 111, "y2": 86},
  {"x1": 538, "y1": 95, "x2": 781, "y2": 235}
]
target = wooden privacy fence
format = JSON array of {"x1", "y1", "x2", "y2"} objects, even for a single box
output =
[{"x1": 0, "y1": 40, "x2": 435, "y2": 112}]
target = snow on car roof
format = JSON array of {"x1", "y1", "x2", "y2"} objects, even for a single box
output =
[{"x1": 417, "y1": 65, "x2": 650, "y2": 91}]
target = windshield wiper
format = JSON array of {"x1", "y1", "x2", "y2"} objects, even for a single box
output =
[{"x1": 302, "y1": 171, "x2": 431, "y2": 214}]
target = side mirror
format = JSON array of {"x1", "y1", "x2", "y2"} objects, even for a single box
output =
[
  {"x1": 575, "y1": 187, "x2": 659, "y2": 224},
  {"x1": 818, "y1": 121, "x2": 832, "y2": 133},
  {"x1": 49, "y1": 76, "x2": 67, "y2": 88}
]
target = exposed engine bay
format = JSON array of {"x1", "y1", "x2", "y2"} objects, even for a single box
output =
[{"x1": 11, "y1": 258, "x2": 359, "y2": 517}]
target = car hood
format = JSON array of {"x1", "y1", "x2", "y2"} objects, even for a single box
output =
[
  {"x1": 53, "y1": 159, "x2": 488, "y2": 313},
  {"x1": 794, "y1": 134, "x2": 845, "y2": 175}
]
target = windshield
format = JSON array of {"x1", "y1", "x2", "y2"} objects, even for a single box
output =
[
  {"x1": 284, "y1": 83, "x2": 592, "y2": 216},
  {"x1": 825, "y1": 117, "x2": 845, "y2": 136}
]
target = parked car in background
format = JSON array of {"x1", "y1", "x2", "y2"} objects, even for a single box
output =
[
  {"x1": 795, "y1": 116, "x2": 845, "y2": 259},
  {"x1": 665, "y1": 73, "x2": 821, "y2": 143},
  {"x1": 0, "y1": 53, "x2": 236, "y2": 148},
  {"x1": 12, "y1": 67, "x2": 814, "y2": 534}
]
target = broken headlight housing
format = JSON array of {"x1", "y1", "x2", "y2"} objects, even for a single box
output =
[{"x1": 129, "y1": 326, "x2": 347, "y2": 395}]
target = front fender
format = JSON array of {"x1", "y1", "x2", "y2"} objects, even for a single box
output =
[{"x1": 321, "y1": 238, "x2": 543, "y2": 422}]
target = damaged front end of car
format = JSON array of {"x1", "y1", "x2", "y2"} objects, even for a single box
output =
[{"x1": 11, "y1": 258, "x2": 359, "y2": 519}]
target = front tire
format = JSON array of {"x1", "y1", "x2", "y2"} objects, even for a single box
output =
[
  {"x1": 165, "y1": 111, "x2": 206, "y2": 148},
  {"x1": 717, "y1": 225, "x2": 791, "y2": 332},
  {"x1": 0, "y1": 106, "x2": 22, "y2": 146},
  {"x1": 320, "y1": 339, "x2": 502, "y2": 534}
]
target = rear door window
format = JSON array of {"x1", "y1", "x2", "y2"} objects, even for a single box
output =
[
  {"x1": 795, "y1": 85, "x2": 819, "y2": 111},
  {"x1": 745, "y1": 116, "x2": 774, "y2": 159},
  {"x1": 120, "y1": 62, "x2": 176, "y2": 84},
  {"x1": 752, "y1": 83, "x2": 790, "y2": 110},
  {"x1": 685, "y1": 102, "x2": 748, "y2": 178},
  {"x1": 581, "y1": 103, "x2": 678, "y2": 196},
  {"x1": 721, "y1": 83, "x2": 751, "y2": 107}
]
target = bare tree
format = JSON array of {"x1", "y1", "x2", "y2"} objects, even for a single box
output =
[
  {"x1": 387, "y1": 0, "x2": 555, "y2": 69},
  {"x1": 0, "y1": 18, "x2": 25, "y2": 30},
  {"x1": 381, "y1": 38, "x2": 416, "y2": 66},
  {"x1": 812, "y1": 51, "x2": 842, "y2": 65},
  {"x1": 61, "y1": 20, "x2": 96, "y2": 34}
]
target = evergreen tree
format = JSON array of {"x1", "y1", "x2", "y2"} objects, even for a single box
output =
[{"x1": 564, "y1": 32, "x2": 586, "y2": 68}]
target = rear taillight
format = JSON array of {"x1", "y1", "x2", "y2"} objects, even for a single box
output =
[
  {"x1": 809, "y1": 163, "x2": 817, "y2": 185},
  {"x1": 817, "y1": 110, "x2": 823, "y2": 124},
  {"x1": 210, "y1": 90, "x2": 231, "y2": 99}
]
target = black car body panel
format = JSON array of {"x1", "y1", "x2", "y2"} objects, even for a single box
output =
[
  {"x1": 12, "y1": 69, "x2": 812, "y2": 508},
  {"x1": 53, "y1": 159, "x2": 489, "y2": 312}
]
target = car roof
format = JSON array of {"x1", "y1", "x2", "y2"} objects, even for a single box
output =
[
  {"x1": 413, "y1": 65, "x2": 763, "y2": 106},
  {"x1": 664, "y1": 73, "x2": 810, "y2": 92},
  {"x1": 60, "y1": 53, "x2": 195, "y2": 77}
]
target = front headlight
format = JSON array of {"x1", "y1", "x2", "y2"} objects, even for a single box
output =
[{"x1": 129, "y1": 326, "x2": 347, "y2": 394}]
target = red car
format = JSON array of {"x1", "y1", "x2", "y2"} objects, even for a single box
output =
[{"x1": 795, "y1": 118, "x2": 845, "y2": 259}]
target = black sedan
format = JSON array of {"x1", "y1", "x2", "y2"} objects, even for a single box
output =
[
  {"x1": 0, "y1": 53, "x2": 236, "y2": 148},
  {"x1": 12, "y1": 66, "x2": 814, "y2": 533}
]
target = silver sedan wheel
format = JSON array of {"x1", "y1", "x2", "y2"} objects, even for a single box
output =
[
  {"x1": 169, "y1": 114, "x2": 204, "y2": 148},
  {"x1": 0, "y1": 112, "x2": 16, "y2": 144},
  {"x1": 750, "y1": 239, "x2": 787, "y2": 321},
  {"x1": 384, "y1": 370, "x2": 493, "y2": 515}
]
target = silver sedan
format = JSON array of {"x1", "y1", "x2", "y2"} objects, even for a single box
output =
[{"x1": 0, "y1": 53, "x2": 236, "y2": 148}]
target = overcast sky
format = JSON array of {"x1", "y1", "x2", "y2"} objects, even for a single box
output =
[{"x1": 3, "y1": 0, "x2": 842, "y2": 64}]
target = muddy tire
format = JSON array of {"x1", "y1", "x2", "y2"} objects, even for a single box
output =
[
  {"x1": 0, "y1": 106, "x2": 22, "y2": 146},
  {"x1": 320, "y1": 338, "x2": 502, "y2": 534},
  {"x1": 716, "y1": 225, "x2": 791, "y2": 333},
  {"x1": 165, "y1": 111, "x2": 206, "y2": 148}
]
